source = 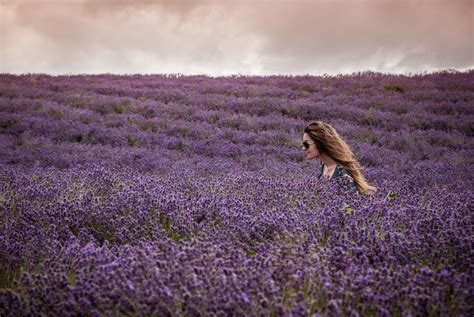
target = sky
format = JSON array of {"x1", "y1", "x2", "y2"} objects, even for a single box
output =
[{"x1": 1, "y1": 0, "x2": 473, "y2": 76}]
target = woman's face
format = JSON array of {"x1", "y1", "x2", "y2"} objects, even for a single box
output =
[{"x1": 302, "y1": 132, "x2": 320, "y2": 160}]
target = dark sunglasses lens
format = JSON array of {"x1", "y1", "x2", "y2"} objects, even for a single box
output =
[{"x1": 303, "y1": 141, "x2": 309, "y2": 149}]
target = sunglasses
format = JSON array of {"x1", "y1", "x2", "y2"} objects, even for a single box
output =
[{"x1": 302, "y1": 141, "x2": 315, "y2": 150}]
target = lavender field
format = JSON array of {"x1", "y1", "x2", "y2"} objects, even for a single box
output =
[{"x1": 0, "y1": 71, "x2": 473, "y2": 316}]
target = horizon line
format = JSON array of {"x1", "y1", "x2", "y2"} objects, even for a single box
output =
[{"x1": 2, "y1": 68, "x2": 473, "y2": 78}]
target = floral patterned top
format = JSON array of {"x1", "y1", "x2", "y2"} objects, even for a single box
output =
[{"x1": 317, "y1": 163, "x2": 357, "y2": 191}]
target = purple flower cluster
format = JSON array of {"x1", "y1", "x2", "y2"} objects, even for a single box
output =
[{"x1": 0, "y1": 71, "x2": 473, "y2": 316}]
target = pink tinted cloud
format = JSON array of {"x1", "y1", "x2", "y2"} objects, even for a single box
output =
[{"x1": 1, "y1": 0, "x2": 472, "y2": 75}]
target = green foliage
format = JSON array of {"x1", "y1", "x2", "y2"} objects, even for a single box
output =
[
  {"x1": 384, "y1": 83, "x2": 405, "y2": 93},
  {"x1": 363, "y1": 101, "x2": 382, "y2": 110},
  {"x1": 72, "y1": 134, "x2": 83, "y2": 143},
  {"x1": 0, "y1": 262, "x2": 24, "y2": 289},
  {"x1": 280, "y1": 105, "x2": 299, "y2": 118},
  {"x1": 126, "y1": 135, "x2": 141, "y2": 147},
  {"x1": 140, "y1": 121, "x2": 158, "y2": 132},
  {"x1": 206, "y1": 114, "x2": 220, "y2": 124},
  {"x1": 67, "y1": 223, "x2": 80, "y2": 237},
  {"x1": 68, "y1": 95, "x2": 87, "y2": 108},
  {"x1": 245, "y1": 248, "x2": 257, "y2": 256},
  {"x1": 0, "y1": 118, "x2": 18, "y2": 130},
  {"x1": 355, "y1": 130, "x2": 377, "y2": 144},
  {"x1": 341, "y1": 202, "x2": 352, "y2": 214},
  {"x1": 113, "y1": 101, "x2": 130, "y2": 114},
  {"x1": 199, "y1": 131, "x2": 212, "y2": 140},
  {"x1": 174, "y1": 141, "x2": 186, "y2": 151},
  {"x1": 94, "y1": 104, "x2": 109, "y2": 115},
  {"x1": 272, "y1": 134, "x2": 291, "y2": 146},
  {"x1": 174, "y1": 128, "x2": 192, "y2": 138},
  {"x1": 297, "y1": 86, "x2": 315, "y2": 93},
  {"x1": 293, "y1": 155, "x2": 305, "y2": 163},
  {"x1": 71, "y1": 131, "x2": 95, "y2": 144},
  {"x1": 351, "y1": 81, "x2": 370, "y2": 90},
  {"x1": 87, "y1": 218, "x2": 116, "y2": 245},
  {"x1": 393, "y1": 105, "x2": 409, "y2": 115},
  {"x1": 67, "y1": 270, "x2": 77, "y2": 286},
  {"x1": 134, "y1": 107, "x2": 155, "y2": 118},
  {"x1": 158, "y1": 121, "x2": 168, "y2": 129},
  {"x1": 386, "y1": 191, "x2": 398, "y2": 202},
  {"x1": 454, "y1": 156, "x2": 464, "y2": 166},
  {"x1": 79, "y1": 115, "x2": 91, "y2": 124},
  {"x1": 48, "y1": 109, "x2": 64, "y2": 119},
  {"x1": 31, "y1": 103, "x2": 43, "y2": 111},
  {"x1": 157, "y1": 212, "x2": 185, "y2": 242},
  {"x1": 364, "y1": 113, "x2": 378, "y2": 126}
]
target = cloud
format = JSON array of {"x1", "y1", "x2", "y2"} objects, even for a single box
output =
[
  {"x1": 0, "y1": 0, "x2": 472, "y2": 75},
  {"x1": 244, "y1": 0, "x2": 473, "y2": 73}
]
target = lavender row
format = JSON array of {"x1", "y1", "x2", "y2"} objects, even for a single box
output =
[
  {"x1": 1, "y1": 163, "x2": 472, "y2": 315},
  {"x1": 1, "y1": 71, "x2": 473, "y2": 316}
]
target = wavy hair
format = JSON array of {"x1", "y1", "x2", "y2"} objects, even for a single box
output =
[{"x1": 304, "y1": 121, "x2": 376, "y2": 195}]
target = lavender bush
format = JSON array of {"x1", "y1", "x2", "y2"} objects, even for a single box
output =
[{"x1": 0, "y1": 71, "x2": 473, "y2": 316}]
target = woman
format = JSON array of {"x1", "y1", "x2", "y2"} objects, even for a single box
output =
[{"x1": 302, "y1": 121, "x2": 376, "y2": 195}]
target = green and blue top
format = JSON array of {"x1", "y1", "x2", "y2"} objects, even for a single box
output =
[{"x1": 317, "y1": 163, "x2": 357, "y2": 191}]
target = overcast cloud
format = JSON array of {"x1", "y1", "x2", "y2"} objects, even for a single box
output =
[{"x1": 1, "y1": 0, "x2": 472, "y2": 75}]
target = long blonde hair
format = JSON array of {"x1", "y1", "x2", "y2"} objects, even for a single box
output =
[{"x1": 304, "y1": 121, "x2": 376, "y2": 195}]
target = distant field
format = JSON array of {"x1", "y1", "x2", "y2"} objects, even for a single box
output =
[{"x1": 1, "y1": 71, "x2": 473, "y2": 316}]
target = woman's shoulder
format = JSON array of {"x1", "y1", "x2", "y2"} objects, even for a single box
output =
[
  {"x1": 334, "y1": 165, "x2": 348, "y2": 177},
  {"x1": 335, "y1": 165, "x2": 357, "y2": 190},
  {"x1": 316, "y1": 163, "x2": 357, "y2": 191}
]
